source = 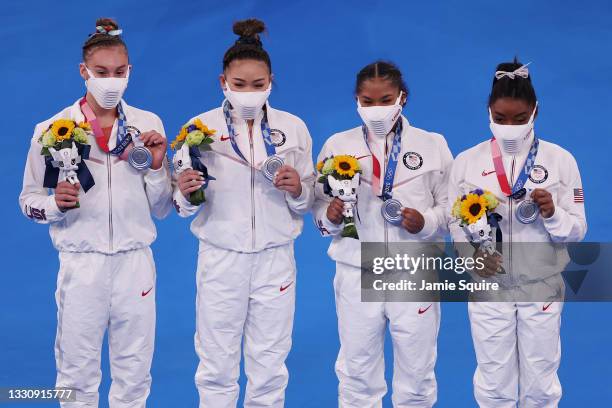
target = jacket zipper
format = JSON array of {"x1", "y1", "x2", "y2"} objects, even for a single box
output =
[
  {"x1": 107, "y1": 153, "x2": 114, "y2": 253},
  {"x1": 248, "y1": 124, "x2": 256, "y2": 250},
  {"x1": 383, "y1": 136, "x2": 389, "y2": 252},
  {"x1": 508, "y1": 157, "x2": 515, "y2": 284}
]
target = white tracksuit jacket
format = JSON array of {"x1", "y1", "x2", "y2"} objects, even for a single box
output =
[
  {"x1": 448, "y1": 133, "x2": 587, "y2": 407},
  {"x1": 172, "y1": 101, "x2": 314, "y2": 408},
  {"x1": 19, "y1": 98, "x2": 172, "y2": 253},
  {"x1": 313, "y1": 116, "x2": 453, "y2": 408},
  {"x1": 173, "y1": 102, "x2": 314, "y2": 252},
  {"x1": 19, "y1": 98, "x2": 173, "y2": 408},
  {"x1": 313, "y1": 116, "x2": 453, "y2": 265}
]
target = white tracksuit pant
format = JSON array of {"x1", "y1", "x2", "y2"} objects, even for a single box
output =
[
  {"x1": 54, "y1": 248, "x2": 156, "y2": 408},
  {"x1": 468, "y1": 273, "x2": 564, "y2": 408},
  {"x1": 194, "y1": 241, "x2": 296, "y2": 408},
  {"x1": 334, "y1": 262, "x2": 440, "y2": 408},
  {"x1": 469, "y1": 301, "x2": 563, "y2": 408}
]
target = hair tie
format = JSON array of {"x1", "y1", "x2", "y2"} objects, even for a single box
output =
[
  {"x1": 495, "y1": 62, "x2": 531, "y2": 80},
  {"x1": 91, "y1": 25, "x2": 123, "y2": 37}
]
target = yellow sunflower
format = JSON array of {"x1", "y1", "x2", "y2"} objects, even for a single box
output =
[
  {"x1": 177, "y1": 127, "x2": 188, "y2": 142},
  {"x1": 316, "y1": 161, "x2": 324, "y2": 172},
  {"x1": 460, "y1": 193, "x2": 488, "y2": 224},
  {"x1": 333, "y1": 155, "x2": 360, "y2": 178},
  {"x1": 78, "y1": 121, "x2": 91, "y2": 131},
  {"x1": 51, "y1": 119, "x2": 76, "y2": 142},
  {"x1": 193, "y1": 118, "x2": 215, "y2": 135}
]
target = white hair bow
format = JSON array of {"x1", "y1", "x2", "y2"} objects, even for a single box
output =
[
  {"x1": 95, "y1": 25, "x2": 123, "y2": 36},
  {"x1": 495, "y1": 62, "x2": 531, "y2": 80}
]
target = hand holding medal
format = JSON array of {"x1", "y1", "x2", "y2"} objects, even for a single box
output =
[
  {"x1": 530, "y1": 188, "x2": 555, "y2": 218},
  {"x1": 401, "y1": 208, "x2": 425, "y2": 233},
  {"x1": 273, "y1": 165, "x2": 302, "y2": 198},
  {"x1": 133, "y1": 130, "x2": 166, "y2": 170},
  {"x1": 379, "y1": 197, "x2": 425, "y2": 233}
]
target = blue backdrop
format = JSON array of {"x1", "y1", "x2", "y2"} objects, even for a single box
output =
[{"x1": 2, "y1": 0, "x2": 611, "y2": 406}]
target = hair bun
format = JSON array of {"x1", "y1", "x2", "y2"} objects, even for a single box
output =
[
  {"x1": 94, "y1": 17, "x2": 121, "y2": 35},
  {"x1": 233, "y1": 18, "x2": 265, "y2": 40}
]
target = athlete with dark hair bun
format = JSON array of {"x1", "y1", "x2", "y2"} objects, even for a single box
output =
[
  {"x1": 172, "y1": 18, "x2": 315, "y2": 408},
  {"x1": 448, "y1": 59, "x2": 587, "y2": 407}
]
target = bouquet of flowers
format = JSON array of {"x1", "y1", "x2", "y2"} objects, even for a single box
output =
[
  {"x1": 171, "y1": 119, "x2": 216, "y2": 206},
  {"x1": 452, "y1": 188, "x2": 504, "y2": 270},
  {"x1": 39, "y1": 119, "x2": 95, "y2": 207},
  {"x1": 316, "y1": 155, "x2": 362, "y2": 239},
  {"x1": 40, "y1": 119, "x2": 91, "y2": 156}
]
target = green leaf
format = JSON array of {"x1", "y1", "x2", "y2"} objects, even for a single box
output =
[
  {"x1": 341, "y1": 224, "x2": 359, "y2": 239},
  {"x1": 189, "y1": 189, "x2": 206, "y2": 206}
]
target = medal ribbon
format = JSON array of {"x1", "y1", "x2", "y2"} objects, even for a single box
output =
[
  {"x1": 222, "y1": 100, "x2": 275, "y2": 163},
  {"x1": 80, "y1": 97, "x2": 132, "y2": 155},
  {"x1": 490, "y1": 137, "x2": 539, "y2": 198},
  {"x1": 362, "y1": 119, "x2": 403, "y2": 201}
]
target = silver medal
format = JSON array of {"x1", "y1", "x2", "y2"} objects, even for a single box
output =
[
  {"x1": 381, "y1": 198, "x2": 403, "y2": 225},
  {"x1": 129, "y1": 146, "x2": 153, "y2": 170},
  {"x1": 262, "y1": 155, "x2": 284, "y2": 181},
  {"x1": 516, "y1": 199, "x2": 539, "y2": 224},
  {"x1": 126, "y1": 126, "x2": 152, "y2": 170}
]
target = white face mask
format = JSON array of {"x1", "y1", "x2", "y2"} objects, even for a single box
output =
[
  {"x1": 357, "y1": 93, "x2": 403, "y2": 138},
  {"x1": 489, "y1": 102, "x2": 538, "y2": 155},
  {"x1": 223, "y1": 81, "x2": 271, "y2": 120},
  {"x1": 85, "y1": 66, "x2": 129, "y2": 109}
]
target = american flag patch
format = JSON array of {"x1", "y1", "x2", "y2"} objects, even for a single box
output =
[{"x1": 574, "y1": 188, "x2": 584, "y2": 203}]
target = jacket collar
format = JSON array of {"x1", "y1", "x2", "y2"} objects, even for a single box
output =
[{"x1": 68, "y1": 97, "x2": 131, "y2": 123}]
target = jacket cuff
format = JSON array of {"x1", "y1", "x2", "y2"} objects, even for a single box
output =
[
  {"x1": 414, "y1": 209, "x2": 438, "y2": 240},
  {"x1": 285, "y1": 181, "x2": 307, "y2": 206},
  {"x1": 144, "y1": 161, "x2": 169, "y2": 184},
  {"x1": 316, "y1": 212, "x2": 343, "y2": 237},
  {"x1": 542, "y1": 206, "x2": 564, "y2": 231},
  {"x1": 46, "y1": 195, "x2": 68, "y2": 222},
  {"x1": 173, "y1": 189, "x2": 199, "y2": 215}
]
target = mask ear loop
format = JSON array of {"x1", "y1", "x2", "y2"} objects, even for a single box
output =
[
  {"x1": 527, "y1": 101, "x2": 538, "y2": 125},
  {"x1": 395, "y1": 91, "x2": 404, "y2": 106}
]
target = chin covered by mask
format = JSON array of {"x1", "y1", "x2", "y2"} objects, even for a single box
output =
[
  {"x1": 357, "y1": 93, "x2": 403, "y2": 138},
  {"x1": 85, "y1": 67, "x2": 129, "y2": 109},
  {"x1": 223, "y1": 82, "x2": 271, "y2": 120},
  {"x1": 489, "y1": 102, "x2": 538, "y2": 155}
]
